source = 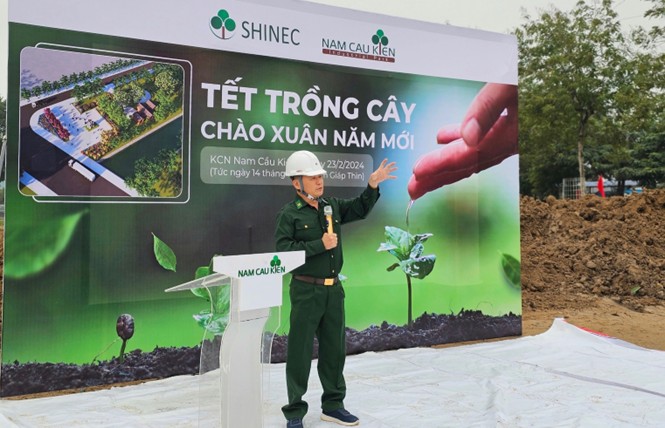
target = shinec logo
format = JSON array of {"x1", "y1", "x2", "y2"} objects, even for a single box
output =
[
  {"x1": 270, "y1": 256, "x2": 282, "y2": 268},
  {"x1": 210, "y1": 9, "x2": 237, "y2": 40},
  {"x1": 209, "y1": 9, "x2": 301, "y2": 45}
]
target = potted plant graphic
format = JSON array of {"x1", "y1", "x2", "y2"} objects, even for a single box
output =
[{"x1": 378, "y1": 226, "x2": 436, "y2": 327}]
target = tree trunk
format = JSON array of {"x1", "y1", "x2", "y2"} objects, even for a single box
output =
[
  {"x1": 578, "y1": 137, "x2": 585, "y2": 198},
  {"x1": 577, "y1": 115, "x2": 589, "y2": 198}
]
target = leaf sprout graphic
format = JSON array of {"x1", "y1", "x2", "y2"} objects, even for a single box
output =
[
  {"x1": 92, "y1": 313, "x2": 135, "y2": 364},
  {"x1": 116, "y1": 314, "x2": 135, "y2": 363}
]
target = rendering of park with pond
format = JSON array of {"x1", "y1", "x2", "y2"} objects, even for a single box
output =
[{"x1": 19, "y1": 46, "x2": 184, "y2": 198}]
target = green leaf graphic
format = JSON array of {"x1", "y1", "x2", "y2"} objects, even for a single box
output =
[
  {"x1": 195, "y1": 265, "x2": 213, "y2": 279},
  {"x1": 193, "y1": 283, "x2": 230, "y2": 335},
  {"x1": 412, "y1": 233, "x2": 433, "y2": 245},
  {"x1": 189, "y1": 266, "x2": 213, "y2": 300},
  {"x1": 378, "y1": 226, "x2": 436, "y2": 279},
  {"x1": 5, "y1": 211, "x2": 87, "y2": 279},
  {"x1": 191, "y1": 258, "x2": 222, "y2": 300},
  {"x1": 152, "y1": 233, "x2": 177, "y2": 272},
  {"x1": 193, "y1": 312, "x2": 229, "y2": 335},
  {"x1": 501, "y1": 253, "x2": 521, "y2": 290},
  {"x1": 190, "y1": 255, "x2": 230, "y2": 335},
  {"x1": 409, "y1": 242, "x2": 425, "y2": 259},
  {"x1": 400, "y1": 255, "x2": 436, "y2": 279},
  {"x1": 379, "y1": 226, "x2": 410, "y2": 260}
]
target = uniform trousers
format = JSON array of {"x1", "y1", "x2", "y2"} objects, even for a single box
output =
[{"x1": 281, "y1": 278, "x2": 347, "y2": 420}]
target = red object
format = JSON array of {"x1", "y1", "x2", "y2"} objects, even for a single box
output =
[{"x1": 597, "y1": 175, "x2": 605, "y2": 197}]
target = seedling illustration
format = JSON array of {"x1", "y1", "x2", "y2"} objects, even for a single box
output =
[
  {"x1": 116, "y1": 314, "x2": 135, "y2": 363},
  {"x1": 92, "y1": 313, "x2": 135, "y2": 363},
  {"x1": 378, "y1": 226, "x2": 436, "y2": 326}
]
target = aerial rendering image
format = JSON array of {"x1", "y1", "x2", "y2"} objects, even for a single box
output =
[{"x1": 19, "y1": 46, "x2": 184, "y2": 198}]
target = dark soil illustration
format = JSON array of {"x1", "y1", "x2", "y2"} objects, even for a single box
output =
[{"x1": 0, "y1": 311, "x2": 519, "y2": 397}]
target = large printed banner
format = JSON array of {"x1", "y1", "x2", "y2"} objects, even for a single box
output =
[{"x1": 2, "y1": 0, "x2": 520, "y2": 396}]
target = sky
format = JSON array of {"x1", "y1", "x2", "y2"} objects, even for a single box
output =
[{"x1": 0, "y1": 0, "x2": 658, "y2": 99}]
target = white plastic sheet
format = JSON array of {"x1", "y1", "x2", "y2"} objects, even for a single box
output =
[{"x1": 1, "y1": 319, "x2": 664, "y2": 427}]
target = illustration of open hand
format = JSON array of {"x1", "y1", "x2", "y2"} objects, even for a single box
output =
[{"x1": 408, "y1": 83, "x2": 518, "y2": 200}]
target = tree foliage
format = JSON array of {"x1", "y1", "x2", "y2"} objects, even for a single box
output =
[
  {"x1": 618, "y1": 132, "x2": 665, "y2": 187},
  {"x1": 154, "y1": 69, "x2": 180, "y2": 96},
  {"x1": 19, "y1": 58, "x2": 139, "y2": 102},
  {"x1": 516, "y1": 0, "x2": 665, "y2": 197},
  {"x1": 125, "y1": 149, "x2": 182, "y2": 197},
  {"x1": 517, "y1": 0, "x2": 626, "y2": 197},
  {"x1": 97, "y1": 93, "x2": 131, "y2": 130},
  {"x1": 644, "y1": 0, "x2": 665, "y2": 43},
  {"x1": 114, "y1": 82, "x2": 145, "y2": 107}
]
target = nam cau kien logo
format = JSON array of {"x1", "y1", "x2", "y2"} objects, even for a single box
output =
[
  {"x1": 238, "y1": 255, "x2": 286, "y2": 278},
  {"x1": 322, "y1": 29, "x2": 396, "y2": 63},
  {"x1": 210, "y1": 9, "x2": 237, "y2": 40}
]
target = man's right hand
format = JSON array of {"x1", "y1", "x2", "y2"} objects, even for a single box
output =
[{"x1": 322, "y1": 232, "x2": 338, "y2": 250}]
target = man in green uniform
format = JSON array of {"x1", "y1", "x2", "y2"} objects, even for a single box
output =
[{"x1": 275, "y1": 150, "x2": 397, "y2": 428}]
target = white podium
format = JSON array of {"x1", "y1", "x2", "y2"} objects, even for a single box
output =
[{"x1": 166, "y1": 251, "x2": 305, "y2": 428}]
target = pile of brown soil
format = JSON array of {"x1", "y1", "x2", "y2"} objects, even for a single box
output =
[
  {"x1": 520, "y1": 188, "x2": 665, "y2": 350},
  {"x1": 521, "y1": 189, "x2": 665, "y2": 310}
]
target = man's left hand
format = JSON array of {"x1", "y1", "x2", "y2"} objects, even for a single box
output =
[{"x1": 369, "y1": 159, "x2": 398, "y2": 189}]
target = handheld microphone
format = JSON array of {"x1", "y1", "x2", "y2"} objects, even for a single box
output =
[{"x1": 324, "y1": 205, "x2": 333, "y2": 234}]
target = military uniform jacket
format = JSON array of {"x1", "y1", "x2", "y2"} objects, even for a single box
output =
[{"x1": 275, "y1": 185, "x2": 380, "y2": 279}]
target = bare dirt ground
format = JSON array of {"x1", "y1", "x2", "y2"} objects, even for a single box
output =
[{"x1": 520, "y1": 188, "x2": 665, "y2": 350}]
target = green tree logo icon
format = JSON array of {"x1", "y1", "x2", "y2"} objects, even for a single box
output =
[
  {"x1": 210, "y1": 9, "x2": 237, "y2": 40},
  {"x1": 270, "y1": 256, "x2": 282, "y2": 268},
  {"x1": 372, "y1": 29, "x2": 389, "y2": 50}
]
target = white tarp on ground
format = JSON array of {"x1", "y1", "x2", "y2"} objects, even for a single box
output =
[{"x1": 1, "y1": 318, "x2": 664, "y2": 427}]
